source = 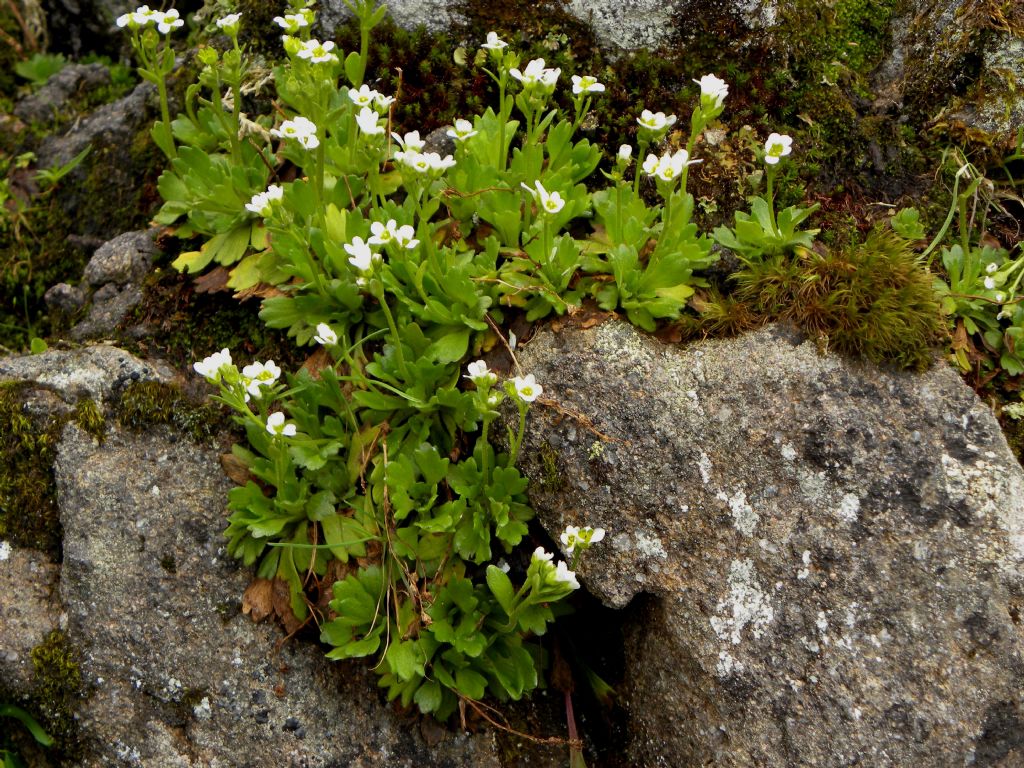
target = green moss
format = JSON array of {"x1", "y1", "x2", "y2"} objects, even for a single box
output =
[
  {"x1": 120, "y1": 265, "x2": 303, "y2": 373},
  {"x1": 28, "y1": 630, "x2": 83, "y2": 759},
  {"x1": 729, "y1": 228, "x2": 945, "y2": 371},
  {"x1": 537, "y1": 441, "x2": 562, "y2": 491},
  {"x1": 116, "y1": 380, "x2": 226, "y2": 444},
  {"x1": 73, "y1": 397, "x2": 105, "y2": 443},
  {"x1": 0, "y1": 383, "x2": 63, "y2": 555}
]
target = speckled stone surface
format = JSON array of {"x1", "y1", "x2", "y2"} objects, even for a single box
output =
[
  {"x1": 0, "y1": 546, "x2": 62, "y2": 692},
  {"x1": 514, "y1": 319, "x2": 1024, "y2": 767}
]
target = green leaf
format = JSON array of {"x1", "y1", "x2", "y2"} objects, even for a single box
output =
[
  {"x1": 426, "y1": 329, "x2": 470, "y2": 363},
  {"x1": 385, "y1": 639, "x2": 421, "y2": 682},
  {"x1": 414, "y1": 679, "x2": 443, "y2": 713},
  {"x1": 344, "y1": 51, "x2": 363, "y2": 86},
  {"x1": 29, "y1": 337, "x2": 48, "y2": 354},
  {"x1": 454, "y1": 667, "x2": 487, "y2": 700},
  {"x1": 171, "y1": 248, "x2": 214, "y2": 274},
  {"x1": 485, "y1": 565, "x2": 515, "y2": 615}
]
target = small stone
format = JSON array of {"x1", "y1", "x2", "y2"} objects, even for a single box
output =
[{"x1": 44, "y1": 283, "x2": 88, "y2": 312}]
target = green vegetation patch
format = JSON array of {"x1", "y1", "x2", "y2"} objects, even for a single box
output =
[{"x1": 116, "y1": 379, "x2": 226, "y2": 444}]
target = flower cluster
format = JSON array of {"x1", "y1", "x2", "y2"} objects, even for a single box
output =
[
  {"x1": 348, "y1": 84, "x2": 394, "y2": 112},
  {"x1": 296, "y1": 38, "x2": 338, "y2": 64},
  {"x1": 245, "y1": 184, "x2": 284, "y2": 217},
  {"x1": 531, "y1": 547, "x2": 579, "y2": 591},
  {"x1": 369, "y1": 219, "x2": 418, "y2": 249},
  {"x1": 116, "y1": 5, "x2": 183, "y2": 33},
  {"x1": 394, "y1": 150, "x2": 456, "y2": 174},
  {"x1": 270, "y1": 116, "x2": 319, "y2": 150},
  {"x1": 560, "y1": 525, "x2": 605, "y2": 554},
  {"x1": 510, "y1": 58, "x2": 560, "y2": 92},
  {"x1": 637, "y1": 109, "x2": 677, "y2": 136},
  {"x1": 643, "y1": 149, "x2": 700, "y2": 183}
]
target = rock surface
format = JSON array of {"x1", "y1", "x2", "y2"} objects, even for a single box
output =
[
  {"x1": 13, "y1": 63, "x2": 112, "y2": 126},
  {"x1": 0, "y1": 345, "x2": 171, "y2": 405},
  {"x1": 0, "y1": 546, "x2": 62, "y2": 692},
  {"x1": 82, "y1": 230, "x2": 159, "y2": 287},
  {"x1": 54, "y1": 422, "x2": 508, "y2": 767},
  {"x1": 514, "y1": 319, "x2": 1024, "y2": 767}
]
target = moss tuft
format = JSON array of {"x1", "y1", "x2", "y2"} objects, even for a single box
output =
[
  {"x1": 0, "y1": 383, "x2": 64, "y2": 555},
  {"x1": 73, "y1": 398, "x2": 105, "y2": 443},
  {"x1": 116, "y1": 380, "x2": 225, "y2": 444},
  {"x1": 28, "y1": 630, "x2": 83, "y2": 759},
  {"x1": 729, "y1": 228, "x2": 945, "y2": 371}
]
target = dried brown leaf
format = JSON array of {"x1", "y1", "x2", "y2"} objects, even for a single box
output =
[
  {"x1": 220, "y1": 453, "x2": 251, "y2": 486},
  {"x1": 242, "y1": 578, "x2": 274, "y2": 622},
  {"x1": 194, "y1": 267, "x2": 230, "y2": 294}
]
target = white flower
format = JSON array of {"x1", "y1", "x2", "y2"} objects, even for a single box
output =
[
  {"x1": 984, "y1": 277, "x2": 996, "y2": 290},
  {"x1": 510, "y1": 58, "x2": 560, "y2": 90},
  {"x1": 271, "y1": 116, "x2": 319, "y2": 150},
  {"x1": 394, "y1": 224, "x2": 419, "y2": 249},
  {"x1": 345, "y1": 236, "x2": 378, "y2": 272},
  {"x1": 560, "y1": 525, "x2": 581, "y2": 552},
  {"x1": 273, "y1": 13, "x2": 308, "y2": 33},
  {"x1": 447, "y1": 118, "x2": 477, "y2": 141},
  {"x1": 521, "y1": 181, "x2": 565, "y2": 215},
  {"x1": 355, "y1": 107, "x2": 384, "y2": 136},
  {"x1": 216, "y1": 13, "x2": 241, "y2": 32},
  {"x1": 617, "y1": 144, "x2": 633, "y2": 164},
  {"x1": 194, "y1": 348, "x2": 233, "y2": 381},
  {"x1": 482, "y1": 31, "x2": 508, "y2": 50},
  {"x1": 571, "y1": 75, "x2": 605, "y2": 95},
  {"x1": 396, "y1": 150, "x2": 455, "y2": 174},
  {"x1": 513, "y1": 373, "x2": 542, "y2": 402},
  {"x1": 368, "y1": 219, "x2": 398, "y2": 245},
  {"x1": 314, "y1": 323, "x2": 338, "y2": 345},
  {"x1": 532, "y1": 547, "x2": 554, "y2": 563},
  {"x1": 763, "y1": 132, "x2": 793, "y2": 165},
  {"x1": 497, "y1": 559, "x2": 511, "y2": 573},
  {"x1": 117, "y1": 5, "x2": 159, "y2": 28},
  {"x1": 348, "y1": 84, "x2": 380, "y2": 108},
  {"x1": 373, "y1": 92, "x2": 395, "y2": 111},
  {"x1": 241, "y1": 360, "x2": 282, "y2": 398},
  {"x1": 244, "y1": 184, "x2": 283, "y2": 217},
  {"x1": 995, "y1": 292, "x2": 1006, "y2": 303},
  {"x1": 643, "y1": 149, "x2": 701, "y2": 182},
  {"x1": 637, "y1": 109, "x2": 677, "y2": 133},
  {"x1": 266, "y1": 411, "x2": 296, "y2": 437},
  {"x1": 465, "y1": 360, "x2": 498, "y2": 386},
  {"x1": 694, "y1": 73, "x2": 729, "y2": 110},
  {"x1": 553, "y1": 561, "x2": 580, "y2": 590},
  {"x1": 986, "y1": 262, "x2": 999, "y2": 274},
  {"x1": 588, "y1": 527, "x2": 605, "y2": 543},
  {"x1": 154, "y1": 8, "x2": 183, "y2": 34},
  {"x1": 297, "y1": 39, "x2": 337, "y2": 64},
  {"x1": 392, "y1": 130, "x2": 424, "y2": 152}
]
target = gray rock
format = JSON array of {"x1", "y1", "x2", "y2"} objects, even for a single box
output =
[
  {"x1": 514, "y1": 320, "x2": 1024, "y2": 767},
  {"x1": 54, "y1": 423, "x2": 506, "y2": 767},
  {"x1": 13, "y1": 63, "x2": 112, "y2": 126},
  {"x1": 0, "y1": 345, "x2": 171, "y2": 405},
  {"x1": 36, "y1": 81, "x2": 154, "y2": 173},
  {"x1": 44, "y1": 282, "x2": 88, "y2": 313},
  {"x1": 0, "y1": 545, "x2": 62, "y2": 693},
  {"x1": 70, "y1": 283, "x2": 144, "y2": 341},
  {"x1": 82, "y1": 230, "x2": 159, "y2": 287}
]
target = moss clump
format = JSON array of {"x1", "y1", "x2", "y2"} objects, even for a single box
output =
[
  {"x1": 121, "y1": 265, "x2": 304, "y2": 372},
  {"x1": 0, "y1": 383, "x2": 63, "y2": 555},
  {"x1": 28, "y1": 630, "x2": 83, "y2": 759},
  {"x1": 73, "y1": 397, "x2": 105, "y2": 443},
  {"x1": 728, "y1": 229, "x2": 945, "y2": 371},
  {"x1": 116, "y1": 380, "x2": 225, "y2": 444}
]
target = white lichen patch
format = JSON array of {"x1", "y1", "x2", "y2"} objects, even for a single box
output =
[
  {"x1": 716, "y1": 649, "x2": 744, "y2": 677},
  {"x1": 836, "y1": 493, "x2": 860, "y2": 523},
  {"x1": 193, "y1": 696, "x2": 212, "y2": 720},
  {"x1": 717, "y1": 489, "x2": 759, "y2": 536},
  {"x1": 941, "y1": 453, "x2": 1024, "y2": 560},
  {"x1": 780, "y1": 443, "x2": 797, "y2": 461},
  {"x1": 0, "y1": 540, "x2": 11, "y2": 561},
  {"x1": 797, "y1": 550, "x2": 811, "y2": 580},
  {"x1": 634, "y1": 530, "x2": 668, "y2": 560},
  {"x1": 698, "y1": 451, "x2": 713, "y2": 484},
  {"x1": 710, "y1": 559, "x2": 775, "y2": 645}
]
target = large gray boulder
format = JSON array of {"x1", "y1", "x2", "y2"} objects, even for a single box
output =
[
  {"x1": 514, "y1": 320, "x2": 1024, "y2": 767},
  {"x1": 54, "y1": 422, "x2": 508, "y2": 767}
]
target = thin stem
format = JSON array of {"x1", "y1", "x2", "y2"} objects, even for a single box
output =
[
  {"x1": 766, "y1": 167, "x2": 779, "y2": 236},
  {"x1": 376, "y1": 289, "x2": 411, "y2": 380}
]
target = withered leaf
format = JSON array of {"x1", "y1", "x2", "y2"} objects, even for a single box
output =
[
  {"x1": 193, "y1": 266, "x2": 230, "y2": 294},
  {"x1": 242, "y1": 578, "x2": 274, "y2": 622},
  {"x1": 220, "y1": 453, "x2": 251, "y2": 486},
  {"x1": 271, "y1": 578, "x2": 305, "y2": 635}
]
